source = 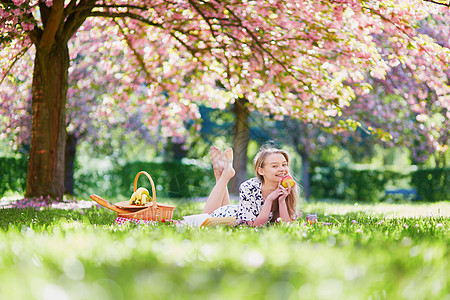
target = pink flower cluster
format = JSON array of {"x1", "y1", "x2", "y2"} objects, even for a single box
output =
[
  {"x1": 12, "y1": 0, "x2": 26, "y2": 5},
  {"x1": 1, "y1": 0, "x2": 449, "y2": 163}
]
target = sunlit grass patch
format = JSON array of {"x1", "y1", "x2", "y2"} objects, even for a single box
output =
[
  {"x1": 0, "y1": 200, "x2": 449, "y2": 299},
  {"x1": 302, "y1": 200, "x2": 450, "y2": 218}
]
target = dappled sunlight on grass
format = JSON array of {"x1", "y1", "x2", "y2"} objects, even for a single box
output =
[
  {"x1": 0, "y1": 199, "x2": 449, "y2": 299},
  {"x1": 302, "y1": 200, "x2": 450, "y2": 218}
]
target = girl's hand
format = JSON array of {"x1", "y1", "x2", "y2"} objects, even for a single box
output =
[
  {"x1": 277, "y1": 181, "x2": 293, "y2": 223},
  {"x1": 277, "y1": 180, "x2": 292, "y2": 202},
  {"x1": 266, "y1": 180, "x2": 292, "y2": 202},
  {"x1": 255, "y1": 180, "x2": 293, "y2": 227},
  {"x1": 265, "y1": 187, "x2": 284, "y2": 203}
]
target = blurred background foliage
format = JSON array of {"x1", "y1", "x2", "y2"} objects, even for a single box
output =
[{"x1": 1, "y1": 123, "x2": 448, "y2": 203}]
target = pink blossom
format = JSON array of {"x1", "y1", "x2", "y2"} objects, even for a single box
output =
[
  {"x1": 12, "y1": 0, "x2": 26, "y2": 5},
  {"x1": 21, "y1": 22, "x2": 34, "y2": 31},
  {"x1": 0, "y1": 9, "x2": 11, "y2": 18},
  {"x1": 1, "y1": 0, "x2": 449, "y2": 166}
]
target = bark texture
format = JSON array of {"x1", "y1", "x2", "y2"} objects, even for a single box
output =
[
  {"x1": 230, "y1": 97, "x2": 250, "y2": 195},
  {"x1": 26, "y1": 43, "x2": 69, "y2": 199},
  {"x1": 64, "y1": 133, "x2": 77, "y2": 195},
  {"x1": 300, "y1": 150, "x2": 311, "y2": 200}
]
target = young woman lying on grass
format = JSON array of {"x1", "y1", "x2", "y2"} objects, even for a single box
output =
[{"x1": 203, "y1": 144, "x2": 300, "y2": 227}]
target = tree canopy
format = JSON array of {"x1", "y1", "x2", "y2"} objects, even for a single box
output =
[{"x1": 0, "y1": 0, "x2": 449, "y2": 198}]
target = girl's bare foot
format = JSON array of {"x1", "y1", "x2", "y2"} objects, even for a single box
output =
[
  {"x1": 222, "y1": 147, "x2": 235, "y2": 179},
  {"x1": 210, "y1": 146, "x2": 224, "y2": 180}
]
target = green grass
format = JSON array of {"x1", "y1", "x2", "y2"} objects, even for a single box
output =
[{"x1": 0, "y1": 200, "x2": 449, "y2": 300}]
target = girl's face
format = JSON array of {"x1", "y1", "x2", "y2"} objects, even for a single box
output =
[{"x1": 258, "y1": 153, "x2": 289, "y2": 183}]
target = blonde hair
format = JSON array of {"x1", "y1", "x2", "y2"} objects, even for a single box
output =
[{"x1": 253, "y1": 145, "x2": 299, "y2": 222}]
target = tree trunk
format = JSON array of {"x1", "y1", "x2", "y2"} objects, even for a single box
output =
[
  {"x1": 169, "y1": 139, "x2": 188, "y2": 161},
  {"x1": 299, "y1": 150, "x2": 311, "y2": 200},
  {"x1": 26, "y1": 43, "x2": 69, "y2": 200},
  {"x1": 230, "y1": 97, "x2": 250, "y2": 195},
  {"x1": 64, "y1": 133, "x2": 77, "y2": 195}
]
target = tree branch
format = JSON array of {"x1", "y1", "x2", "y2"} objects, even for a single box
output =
[
  {"x1": 362, "y1": 5, "x2": 447, "y2": 66},
  {"x1": 64, "y1": 0, "x2": 79, "y2": 16},
  {"x1": 88, "y1": 8, "x2": 207, "y2": 55},
  {"x1": 422, "y1": 0, "x2": 450, "y2": 7},
  {"x1": 92, "y1": 4, "x2": 149, "y2": 11},
  {"x1": 221, "y1": 3, "x2": 309, "y2": 87},
  {"x1": 27, "y1": 27, "x2": 42, "y2": 45},
  {"x1": 62, "y1": 0, "x2": 96, "y2": 43},
  {"x1": 39, "y1": 0, "x2": 65, "y2": 50},
  {"x1": 187, "y1": 0, "x2": 219, "y2": 40},
  {"x1": 0, "y1": 43, "x2": 32, "y2": 85},
  {"x1": 87, "y1": 11, "x2": 163, "y2": 28},
  {"x1": 113, "y1": 18, "x2": 165, "y2": 88}
]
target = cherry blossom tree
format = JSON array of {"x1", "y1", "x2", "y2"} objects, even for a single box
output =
[
  {"x1": 339, "y1": 10, "x2": 450, "y2": 166},
  {"x1": 1, "y1": 0, "x2": 449, "y2": 199},
  {"x1": 270, "y1": 8, "x2": 450, "y2": 198}
]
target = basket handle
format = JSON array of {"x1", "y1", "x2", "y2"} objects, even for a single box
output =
[{"x1": 134, "y1": 171, "x2": 157, "y2": 207}]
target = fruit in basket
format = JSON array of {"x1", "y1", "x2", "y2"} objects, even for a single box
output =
[
  {"x1": 129, "y1": 192, "x2": 136, "y2": 203},
  {"x1": 129, "y1": 187, "x2": 151, "y2": 205},
  {"x1": 281, "y1": 175, "x2": 295, "y2": 188}
]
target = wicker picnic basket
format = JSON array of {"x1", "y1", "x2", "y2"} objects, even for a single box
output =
[{"x1": 116, "y1": 171, "x2": 175, "y2": 221}]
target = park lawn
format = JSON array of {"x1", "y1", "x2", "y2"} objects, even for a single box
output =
[{"x1": 0, "y1": 200, "x2": 449, "y2": 300}]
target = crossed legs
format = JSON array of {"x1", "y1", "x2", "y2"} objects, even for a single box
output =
[{"x1": 202, "y1": 146, "x2": 235, "y2": 214}]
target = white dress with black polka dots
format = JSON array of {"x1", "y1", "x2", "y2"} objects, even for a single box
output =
[{"x1": 210, "y1": 177, "x2": 272, "y2": 222}]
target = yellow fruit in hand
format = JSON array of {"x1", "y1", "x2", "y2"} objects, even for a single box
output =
[{"x1": 281, "y1": 175, "x2": 295, "y2": 188}]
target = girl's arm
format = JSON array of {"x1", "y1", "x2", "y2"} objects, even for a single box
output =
[
  {"x1": 251, "y1": 189, "x2": 283, "y2": 227},
  {"x1": 277, "y1": 182, "x2": 293, "y2": 223},
  {"x1": 251, "y1": 197, "x2": 275, "y2": 226},
  {"x1": 277, "y1": 197, "x2": 291, "y2": 223}
]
